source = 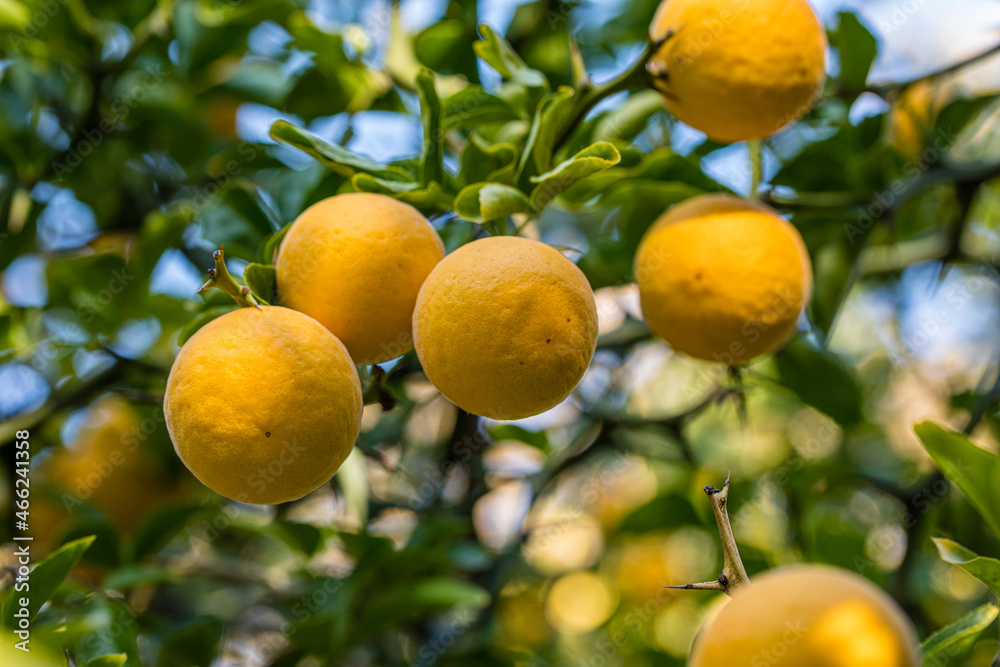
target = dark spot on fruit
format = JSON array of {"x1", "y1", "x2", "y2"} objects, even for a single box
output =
[
  {"x1": 695, "y1": 271, "x2": 703, "y2": 280},
  {"x1": 546, "y1": 339, "x2": 551, "y2": 343},
  {"x1": 265, "y1": 432, "x2": 271, "y2": 437},
  {"x1": 567, "y1": 318, "x2": 571, "y2": 322}
]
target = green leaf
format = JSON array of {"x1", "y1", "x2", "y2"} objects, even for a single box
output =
[
  {"x1": 935, "y1": 95, "x2": 999, "y2": 141},
  {"x1": 3, "y1": 535, "x2": 94, "y2": 628},
  {"x1": 413, "y1": 18, "x2": 478, "y2": 79},
  {"x1": 488, "y1": 424, "x2": 548, "y2": 451},
  {"x1": 833, "y1": 12, "x2": 878, "y2": 92},
  {"x1": 223, "y1": 180, "x2": 282, "y2": 234},
  {"x1": 177, "y1": 305, "x2": 237, "y2": 345},
  {"x1": 591, "y1": 90, "x2": 665, "y2": 144},
  {"x1": 529, "y1": 141, "x2": 621, "y2": 209},
  {"x1": 915, "y1": 422, "x2": 1000, "y2": 534},
  {"x1": 442, "y1": 87, "x2": 523, "y2": 130},
  {"x1": 416, "y1": 70, "x2": 443, "y2": 188},
  {"x1": 460, "y1": 134, "x2": 519, "y2": 186},
  {"x1": 80, "y1": 654, "x2": 128, "y2": 667},
  {"x1": 773, "y1": 337, "x2": 863, "y2": 425},
  {"x1": 132, "y1": 503, "x2": 205, "y2": 561},
  {"x1": 453, "y1": 183, "x2": 531, "y2": 223},
  {"x1": 270, "y1": 120, "x2": 409, "y2": 180},
  {"x1": 261, "y1": 222, "x2": 292, "y2": 264},
  {"x1": 516, "y1": 86, "x2": 575, "y2": 185},
  {"x1": 473, "y1": 24, "x2": 547, "y2": 89},
  {"x1": 244, "y1": 263, "x2": 276, "y2": 304},
  {"x1": 920, "y1": 601, "x2": 998, "y2": 667},
  {"x1": 351, "y1": 175, "x2": 452, "y2": 211},
  {"x1": 932, "y1": 538, "x2": 1000, "y2": 595}
]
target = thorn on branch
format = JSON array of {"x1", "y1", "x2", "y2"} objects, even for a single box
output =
[
  {"x1": 196, "y1": 246, "x2": 261, "y2": 310},
  {"x1": 671, "y1": 473, "x2": 750, "y2": 598}
]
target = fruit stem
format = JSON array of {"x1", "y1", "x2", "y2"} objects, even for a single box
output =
[
  {"x1": 748, "y1": 139, "x2": 763, "y2": 200},
  {"x1": 667, "y1": 473, "x2": 751, "y2": 597},
  {"x1": 196, "y1": 247, "x2": 261, "y2": 309},
  {"x1": 554, "y1": 31, "x2": 675, "y2": 151}
]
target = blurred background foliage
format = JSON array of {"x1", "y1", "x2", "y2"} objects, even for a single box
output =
[{"x1": 1, "y1": 0, "x2": 1000, "y2": 665}]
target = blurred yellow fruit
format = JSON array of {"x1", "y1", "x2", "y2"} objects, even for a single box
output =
[
  {"x1": 498, "y1": 589, "x2": 553, "y2": 647},
  {"x1": 38, "y1": 396, "x2": 183, "y2": 535},
  {"x1": 545, "y1": 571, "x2": 617, "y2": 634},
  {"x1": 413, "y1": 236, "x2": 598, "y2": 420},
  {"x1": 634, "y1": 195, "x2": 812, "y2": 364},
  {"x1": 585, "y1": 455, "x2": 658, "y2": 529},
  {"x1": 165, "y1": 306, "x2": 362, "y2": 504},
  {"x1": 614, "y1": 534, "x2": 673, "y2": 602},
  {"x1": 649, "y1": 0, "x2": 827, "y2": 142},
  {"x1": 690, "y1": 566, "x2": 920, "y2": 667},
  {"x1": 885, "y1": 80, "x2": 947, "y2": 160},
  {"x1": 276, "y1": 193, "x2": 445, "y2": 365}
]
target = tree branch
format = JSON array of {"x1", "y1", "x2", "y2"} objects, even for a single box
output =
[
  {"x1": 667, "y1": 474, "x2": 750, "y2": 597},
  {"x1": 868, "y1": 41, "x2": 1000, "y2": 97}
]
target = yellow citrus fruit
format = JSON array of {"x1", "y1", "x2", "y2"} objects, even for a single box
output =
[
  {"x1": 690, "y1": 566, "x2": 920, "y2": 667},
  {"x1": 649, "y1": 0, "x2": 827, "y2": 142},
  {"x1": 497, "y1": 589, "x2": 553, "y2": 647},
  {"x1": 276, "y1": 192, "x2": 445, "y2": 365},
  {"x1": 413, "y1": 236, "x2": 598, "y2": 420},
  {"x1": 545, "y1": 571, "x2": 617, "y2": 634},
  {"x1": 885, "y1": 79, "x2": 948, "y2": 160},
  {"x1": 164, "y1": 306, "x2": 362, "y2": 504},
  {"x1": 614, "y1": 534, "x2": 674, "y2": 601},
  {"x1": 634, "y1": 195, "x2": 812, "y2": 364},
  {"x1": 39, "y1": 395, "x2": 187, "y2": 534}
]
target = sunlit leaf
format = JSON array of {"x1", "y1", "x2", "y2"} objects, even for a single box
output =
[
  {"x1": 515, "y1": 85, "x2": 575, "y2": 186},
  {"x1": 773, "y1": 337, "x2": 863, "y2": 425},
  {"x1": 474, "y1": 24, "x2": 547, "y2": 89},
  {"x1": 244, "y1": 263, "x2": 276, "y2": 304},
  {"x1": 460, "y1": 134, "x2": 519, "y2": 186},
  {"x1": 915, "y1": 422, "x2": 1000, "y2": 534},
  {"x1": 270, "y1": 120, "x2": 410, "y2": 180},
  {"x1": 933, "y1": 538, "x2": 1000, "y2": 595},
  {"x1": 442, "y1": 87, "x2": 523, "y2": 130},
  {"x1": 454, "y1": 183, "x2": 531, "y2": 223},
  {"x1": 351, "y1": 175, "x2": 453, "y2": 211},
  {"x1": 920, "y1": 601, "x2": 998, "y2": 667},
  {"x1": 529, "y1": 141, "x2": 621, "y2": 209}
]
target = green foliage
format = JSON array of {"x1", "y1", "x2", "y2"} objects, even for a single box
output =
[
  {"x1": 920, "y1": 602, "x2": 998, "y2": 667},
  {"x1": 1, "y1": 0, "x2": 1000, "y2": 665},
  {"x1": 80, "y1": 655, "x2": 129, "y2": 667},
  {"x1": 915, "y1": 422, "x2": 1000, "y2": 534},
  {"x1": 831, "y1": 12, "x2": 878, "y2": 93},
  {"x1": 2, "y1": 536, "x2": 94, "y2": 627},
  {"x1": 933, "y1": 539, "x2": 1000, "y2": 596}
]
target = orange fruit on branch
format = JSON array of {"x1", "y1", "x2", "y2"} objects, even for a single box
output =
[
  {"x1": 634, "y1": 194, "x2": 812, "y2": 364},
  {"x1": 413, "y1": 236, "x2": 598, "y2": 420},
  {"x1": 649, "y1": 0, "x2": 827, "y2": 142},
  {"x1": 164, "y1": 306, "x2": 362, "y2": 504},
  {"x1": 276, "y1": 192, "x2": 445, "y2": 365}
]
